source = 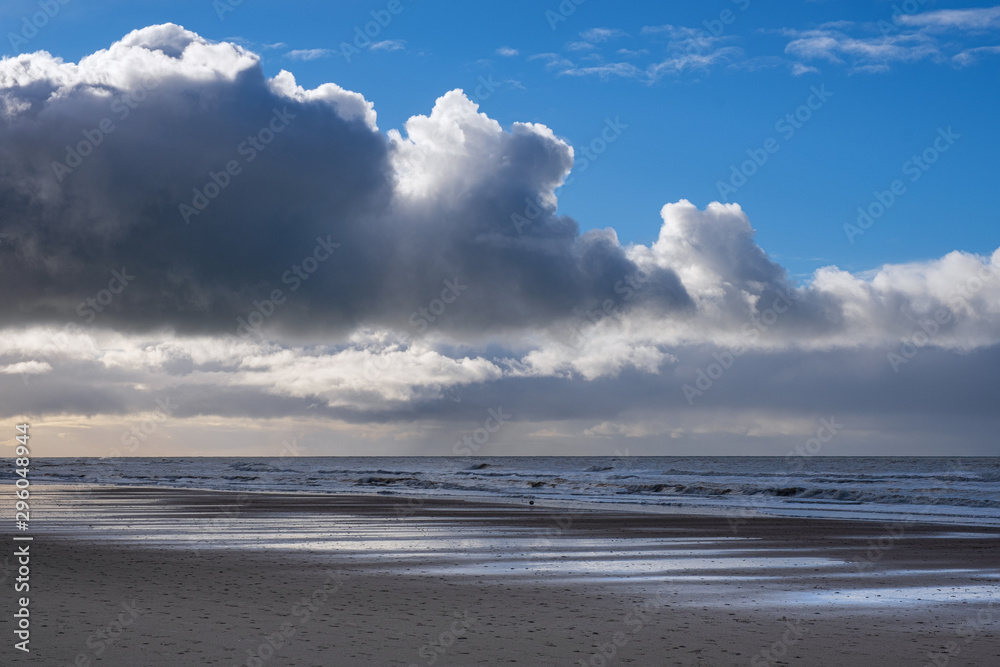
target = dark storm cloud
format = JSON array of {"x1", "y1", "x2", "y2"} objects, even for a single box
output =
[{"x1": 0, "y1": 24, "x2": 690, "y2": 338}]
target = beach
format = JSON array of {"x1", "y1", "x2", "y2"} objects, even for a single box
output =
[{"x1": 4, "y1": 485, "x2": 998, "y2": 666}]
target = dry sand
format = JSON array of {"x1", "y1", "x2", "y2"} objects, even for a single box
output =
[{"x1": 2, "y1": 486, "x2": 998, "y2": 666}]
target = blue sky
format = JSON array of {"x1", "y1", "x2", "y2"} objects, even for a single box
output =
[{"x1": 5, "y1": 0, "x2": 998, "y2": 279}]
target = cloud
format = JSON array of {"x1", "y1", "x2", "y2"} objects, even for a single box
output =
[
  {"x1": 539, "y1": 23, "x2": 743, "y2": 83},
  {"x1": 641, "y1": 24, "x2": 713, "y2": 40},
  {"x1": 620, "y1": 201, "x2": 1000, "y2": 353},
  {"x1": 560, "y1": 62, "x2": 643, "y2": 79},
  {"x1": 0, "y1": 360, "x2": 51, "y2": 375},
  {"x1": 287, "y1": 40, "x2": 403, "y2": 61},
  {"x1": 0, "y1": 24, "x2": 690, "y2": 342},
  {"x1": 370, "y1": 39, "x2": 405, "y2": 52},
  {"x1": 5, "y1": 324, "x2": 999, "y2": 456},
  {"x1": 285, "y1": 48, "x2": 334, "y2": 61},
  {"x1": 783, "y1": 29, "x2": 939, "y2": 70},
  {"x1": 897, "y1": 6, "x2": 1000, "y2": 31},
  {"x1": 953, "y1": 44, "x2": 1000, "y2": 65},
  {"x1": 781, "y1": 7, "x2": 1000, "y2": 72},
  {"x1": 580, "y1": 28, "x2": 627, "y2": 43},
  {"x1": 496, "y1": 46, "x2": 519, "y2": 57},
  {"x1": 2, "y1": 189, "x2": 997, "y2": 420},
  {"x1": 528, "y1": 52, "x2": 576, "y2": 71},
  {"x1": 646, "y1": 47, "x2": 743, "y2": 79},
  {"x1": 540, "y1": 13, "x2": 1000, "y2": 81},
  {"x1": 536, "y1": 29, "x2": 742, "y2": 82}
]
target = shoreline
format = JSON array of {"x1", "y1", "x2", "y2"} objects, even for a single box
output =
[
  {"x1": 30, "y1": 479, "x2": 1000, "y2": 528},
  {"x1": 31, "y1": 455, "x2": 1000, "y2": 530}
]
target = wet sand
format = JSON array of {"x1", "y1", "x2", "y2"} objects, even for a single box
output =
[{"x1": 3, "y1": 486, "x2": 998, "y2": 665}]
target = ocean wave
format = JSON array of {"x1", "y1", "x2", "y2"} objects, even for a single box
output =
[
  {"x1": 609, "y1": 482, "x2": 1000, "y2": 509},
  {"x1": 31, "y1": 456, "x2": 1000, "y2": 523}
]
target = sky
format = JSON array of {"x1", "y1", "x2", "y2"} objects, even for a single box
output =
[{"x1": 0, "y1": 0, "x2": 998, "y2": 457}]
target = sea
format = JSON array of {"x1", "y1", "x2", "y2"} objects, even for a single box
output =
[{"x1": 33, "y1": 456, "x2": 1000, "y2": 526}]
